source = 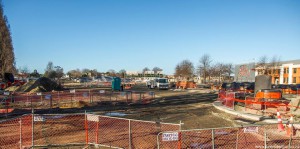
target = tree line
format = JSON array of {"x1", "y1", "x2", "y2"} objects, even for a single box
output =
[
  {"x1": 18, "y1": 61, "x2": 164, "y2": 80},
  {"x1": 175, "y1": 54, "x2": 233, "y2": 84}
]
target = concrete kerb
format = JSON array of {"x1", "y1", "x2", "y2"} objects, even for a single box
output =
[{"x1": 213, "y1": 101, "x2": 282, "y2": 123}]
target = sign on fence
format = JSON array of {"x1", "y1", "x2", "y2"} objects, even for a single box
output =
[
  {"x1": 162, "y1": 132, "x2": 179, "y2": 141},
  {"x1": 87, "y1": 114, "x2": 99, "y2": 122},
  {"x1": 34, "y1": 116, "x2": 45, "y2": 122},
  {"x1": 70, "y1": 89, "x2": 76, "y2": 93},
  {"x1": 3, "y1": 91, "x2": 10, "y2": 95},
  {"x1": 149, "y1": 92, "x2": 154, "y2": 96},
  {"x1": 36, "y1": 92, "x2": 42, "y2": 96},
  {"x1": 99, "y1": 90, "x2": 105, "y2": 94},
  {"x1": 243, "y1": 126, "x2": 258, "y2": 133},
  {"x1": 45, "y1": 95, "x2": 52, "y2": 100},
  {"x1": 83, "y1": 92, "x2": 88, "y2": 97}
]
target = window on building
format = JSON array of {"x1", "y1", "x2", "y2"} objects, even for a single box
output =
[
  {"x1": 287, "y1": 78, "x2": 289, "y2": 83},
  {"x1": 284, "y1": 68, "x2": 286, "y2": 74},
  {"x1": 293, "y1": 77, "x2": 296, "y2": 83},
  {"x1": 287, "y1": 68, "x2": 289, "y2": 73},
  {"x1": 294, "y1": 68, "x2": 297, "y2": 73},
  {"x1": 283, "y1": 77, "x2": 286, "y2": 83}
]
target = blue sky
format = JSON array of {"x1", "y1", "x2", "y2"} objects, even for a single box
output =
[{"x1": 2, "y1": 0, "x2": 300, "y2": 75}]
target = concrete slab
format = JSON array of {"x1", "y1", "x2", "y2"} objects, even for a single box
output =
[{"x1": 212, "y1": 101, "x2": 282, "y2": 123}]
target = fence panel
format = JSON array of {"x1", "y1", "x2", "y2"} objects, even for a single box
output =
[
  {"x1": 96, "y1": 116, "x2": 130, "y2": 148},
  {"x1": 33, "y1": 114, "x2": 85, "y2": 147},
  {"x1": 0, "y1": 118, "x2": 21, "y2": 149},
  {"x1": 264, "y1": 123, "x2": 291, "y2": 148},
  {"x1": 236, "y1": 126, "x2": 265, "y2": 149}
]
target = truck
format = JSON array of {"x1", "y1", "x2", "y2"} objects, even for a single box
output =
[{"x1": 146, "y1": 78, "x2": 169, "y2": 89}]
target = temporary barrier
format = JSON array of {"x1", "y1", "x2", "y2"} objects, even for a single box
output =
[
  {"x1": 157, "y1": 123, "x2": 300, "y2": 149},
  {"x1": 0, "y1": 90, "x2": 156, "y2": 117},
  {"x1": 0, "y1": 113, "x2": 180, "y2": 149}
]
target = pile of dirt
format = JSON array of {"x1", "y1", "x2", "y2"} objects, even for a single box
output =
[{"x1": 6, "y1": 77, "x2": 63, "y2": 92}]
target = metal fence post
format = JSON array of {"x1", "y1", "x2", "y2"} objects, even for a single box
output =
[
  {"x1": 212, "y1": 129, "x2": 215, "y2": 149},
  {"x1": 264, "y1": 127, "x2": 267, "y2": 149},
  {"x1": 157, "y1": 132, "x2": 161, "y2": 149},
  {"x1": 32, "y1": 109, "x2": 34, "y2": 149},
  {"x1": 85, "y1": 111, "x2": 88, "y2": 145},
  {"x1": 235, "y1": 128, "x2": 239, "y2": 149},
  {"x1": 129, "y1": 119, "x2": 132, "y2": 149},
  {"x1": 19, "y1": 118, "x2": 22, "y2": 149},
  {"x1": 178, "y1": 121, "x2": 182, "y2": 149}
]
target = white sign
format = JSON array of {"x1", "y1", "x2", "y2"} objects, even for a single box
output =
[
  {"x1": 3, "y1": 91, "x2": 10, "y2": 95},
  {"x1": 149, "y1": 92, "x2": 154, "y2": 96},
  {"x1": 83, "y1": 92, "x2": 88, "y2": 97},
  {"x1": 162, "y1": 132, "x2": 179, "y2": 141},
  {"x1": 36, "y1": 92, "x2": 42, "y2": 96},
  {"x1": 244, "y1": 126, "x2": 258, "y2": 133},
  {"x1": 87, "y1": 114, "x2": 99, "y2": 122},
  {"x1": 70, "y1": 89, "x2": 76, "y2": 93},
  {"x1": 99, "y1": 90, "x2": 105, "y2": 94},
  {"x1": 45, "y1": 95, "x2": 52, "y2": 100},
  {"x1": 34, "y1": 116, "x2": 45, "y2": 122}
]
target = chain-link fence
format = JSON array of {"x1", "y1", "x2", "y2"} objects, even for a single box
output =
[
  {"x1": 0, "y1": 90, "x2": 155, "y2": 117},
  {"x1": 0, "y1": 112, "x2": 180, "y2": 149},
  {"x1": 158, "y1": 123, "x2": 300, "y2": 149}
]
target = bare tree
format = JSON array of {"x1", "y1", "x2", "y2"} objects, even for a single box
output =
[
  {"x1": 256, "y1": 55, "x2": 280, "y2": 75},
  {"x1": 257, "y1": 56, "x2": 268, "y2": 75},
  {"x1": 18, "y1": 66, "x2": 30, "y2": 75},
  {"x1": 175, "y1": 59, "x2": 194, "y2": 80},
  {"x1": 268, "y1": 55, "x2": 281, "y2": 74},
  {"x1": 152, "y1": 67, "x2": 163, "y2": 74},
  {"x1": 198, "y1": 54, "x2": 212, "y2": 84},
  {"x1": 142, "y1": 67, "x2": 150, "y2": 74},
  {"x1": 54, "y1": 66, "x2": 64, "y2": 79},
  {"x1": 119, "y1": 69, "x2": 126, "y2": 78},
  {"x1": 67, "y1": 69, "x2": 82, "y2": 79},
  {"x1": 44, "y1": 61, "x2": 56, "y2": 79},
  {"x1": 107, "y1": 69, "x2": 116, "y2": 76},
  {"x1": 90, "y1": 69, "x2": 98, "y2": 77},
  {"x1": 224, "y1": 63, "x2": 233, "y2": 81}
]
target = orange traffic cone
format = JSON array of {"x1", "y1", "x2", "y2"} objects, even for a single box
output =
[
  {"x1": 287, "y1": 115, "x2": 294, "y2": 136},
  {"x1": 277, "y1": 109, "x2": 285, "y2": 131}
]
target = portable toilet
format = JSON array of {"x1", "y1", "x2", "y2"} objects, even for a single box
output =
[{"x1": 112, "y1": 77, "x2": 121, "y2": 91}]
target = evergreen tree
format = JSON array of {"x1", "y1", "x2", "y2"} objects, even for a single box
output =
[{"x1": 0, "y1": 2, "x2": 16, "y2": 78}]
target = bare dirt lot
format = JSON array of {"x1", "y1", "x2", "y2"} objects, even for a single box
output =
[
  {"x1": 88, "y1": 84, "x2": 250, "y2": 129},
  {"x1": 2, "y1": 83, "x2": 255, "y2": 130}
]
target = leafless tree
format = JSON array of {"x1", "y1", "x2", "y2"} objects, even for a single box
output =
[
  {"x1": 257, "y1": 56, "x2": 268, "y2": 75},
  {"x1": 107, "y1": 69, "x2": 116, "y2": 76},
  {"x1": 198, "y1": 54, "x2": 212, "y2": 84},
  {"x1": 152, "y1": 67, "x2": 163, "y2": 74},
  {"x1": 67, "y1": 69, "x2": 82, "y2": 79},
  {"x1": 256, "y1": 55, "x2": 280, "y2": 75},
  {"x1": 119, "y1": 69, "x2": 126, "y2": 78},
  {"x1": 18, "y1": 66, "x2": 30, "y2": 75},
  {"x1": 224, "y1": 63, "x2": 233, "y2": 81},
  {"x1": 175, "y1": 59, "x2": 194, "y2": 80},
  {"x1": 142, "y1": 67, "x2": 150, "y2": 74}
]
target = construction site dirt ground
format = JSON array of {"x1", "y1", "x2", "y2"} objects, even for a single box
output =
[
  {"x1": 64, "y1": 84, "x2": 262, "y2": 129},
  {"x1": 2, "y1": 83, "x2": 266, "y2": 129}
]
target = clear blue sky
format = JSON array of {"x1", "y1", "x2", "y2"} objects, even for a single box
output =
[{"x1": 2, "y1": 0, "x2": 300, "y2": 75}]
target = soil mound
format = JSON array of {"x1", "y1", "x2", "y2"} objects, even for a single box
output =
[{"x1": 6, "y1": 77, "x2": 63, "y2": 92}]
